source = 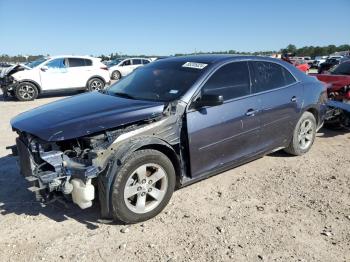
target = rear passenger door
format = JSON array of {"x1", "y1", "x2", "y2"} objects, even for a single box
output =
[
  {"x1": 66, "y1": 58, "x2": 93, "y2": 88},
  {"x1": 249, "y1": 61, "x2": 302, "y2": 150},
  {"x1": 187, "y1": 61, "x2": 262, "y2": 178}
]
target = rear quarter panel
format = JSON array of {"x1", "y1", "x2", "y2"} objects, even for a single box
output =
[{"x1": 301, "y1": 76, "x2": 327, "y2": 126}]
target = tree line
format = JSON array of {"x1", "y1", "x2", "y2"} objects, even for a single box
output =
[{"x1": 1, "y1": 44, "x2": 349, "y2": 63}]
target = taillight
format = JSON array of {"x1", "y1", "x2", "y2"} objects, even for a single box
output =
[{"x1": 100, "y1": 66, "x2": 108, "y2": 70}]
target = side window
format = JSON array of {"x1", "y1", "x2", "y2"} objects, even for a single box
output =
[
  {"x1": 250, "y1": 61, "x2": 286, "y2": 93},
  {"x1": 46, "y1": 58, "x2": 66, "y2": 69},
  {"x1": 142, "y1": 59, "x2": 150, "y2": 64},
  {"x1": 122, "y1": 60, "x2": 131, "y2": 66},
  {"x1": 132, "y1": 59, "x2": 142, "y2": 65},
  {"x1": 68, "y1": 58, "x2": 86, "y2": 67},
  {"x1": 282, "y1": 67, "x2": 297, "y2": 85},
  {"x1": 84, "y1": 59, "x2": 92, "y2": 66},
  {"x1": 202, "y1": 62, "x2": 251, "y2": 101}
]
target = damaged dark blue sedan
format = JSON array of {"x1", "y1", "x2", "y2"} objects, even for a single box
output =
[{"x1": 10, "y1": 55, "x2": 327, "y2": 223}]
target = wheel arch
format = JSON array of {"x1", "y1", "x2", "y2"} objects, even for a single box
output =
[
  {"x1": 18, "y1": 79, "x2": 42, "y2": 93},
  {"x1": 303, "y1": 106, "x2": 319, "y2": 125},
  {"x1": 136, "y1": 143, "x2": 182, "y2": 187},
  {"x1": 86, "y1": 75, "x2": 106, "y2": 88},
  {"x1": 98, "y1": 136, "x2": 181, "y2": 218}
]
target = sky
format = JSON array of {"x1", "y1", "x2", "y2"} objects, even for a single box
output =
[{"x1": 0, "y1": 0, "x2": 349, "y2": 56}]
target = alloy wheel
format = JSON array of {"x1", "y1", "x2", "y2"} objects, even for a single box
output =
[
  {"x1": 298, "y1": 119, "x2": 314, "y2": 150},
  {"x1": 18, "y1": 84, "x2": 35, "y2": 100},
  {"x1": 90, "y1": 80, "x2": 103, "y2": 91},
  {"x1": 124, "y1": 163, "x2": 168, "y2": 214},
  {"x1": 112, "y1": 71, "x2": 120, "y2": 80}
]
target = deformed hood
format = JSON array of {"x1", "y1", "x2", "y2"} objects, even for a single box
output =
[
  {"x1": 0, "y1": 64, "x2": 30, "y2": 78},
  {"x1": 11, "y1": 92, "x2": 165, "y2": 141}
]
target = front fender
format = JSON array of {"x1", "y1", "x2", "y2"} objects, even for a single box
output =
[{"x1": 97, "y1": 136, "x2": 178, "y2": 218}]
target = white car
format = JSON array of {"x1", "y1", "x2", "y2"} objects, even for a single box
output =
[
  {"x1": 5, "y1": 55, "x2": 110, "y2": 101},
  {"x1": 108, "y1": 58, "x2": 151, "y2": 80}
]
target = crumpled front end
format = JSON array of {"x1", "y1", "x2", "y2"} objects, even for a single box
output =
[{"x1": 11, "y1": 132, "x2": 100, "y2": 208}]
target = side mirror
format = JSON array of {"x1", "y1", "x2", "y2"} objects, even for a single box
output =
[
  {"x1": 40, "y1": 66, "x2": 48, "y2": 72},
  {"x1": 193, "y1": 94, "x2": 224, "y2": 108}
]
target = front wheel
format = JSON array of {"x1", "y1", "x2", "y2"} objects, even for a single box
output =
[
  {"x1": 111, "y1": 149, "x2": 176, "y2": 224},
  {"x1": 15, "y1": 82, "x2": 38, "y2": 101},
  {"x1": 284, "y1": 111, "x2": 316, "y2": 156},
  {"x1": 111, "y1": 70, "x2": 121, "y2": 80}
]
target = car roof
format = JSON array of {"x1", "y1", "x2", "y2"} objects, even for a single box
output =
[
  {"x1": 48, "y1": 55, "x2": 99, "y2": 60},
  {"x1": 156, "y1": 54, "x2": 288, "y2": 65}
]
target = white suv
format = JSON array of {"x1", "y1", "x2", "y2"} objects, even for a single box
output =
[
  {"x1": 108, "y1": 58, "x2": 151, "y2": 80},
  {"x1": 8, "y1": 55, "x2": 110, "y2": 101}
]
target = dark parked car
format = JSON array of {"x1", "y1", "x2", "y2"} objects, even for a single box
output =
[
  {"x1": 10, "y1": 55, "x2": 327, "y2": 223},
  {"x1": 318, "y1": 56, "x2": 350, "y2": 74}
]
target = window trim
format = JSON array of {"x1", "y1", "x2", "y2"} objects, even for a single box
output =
[{"x1": 187, "y1": 59, "x2": 300, "y2": 111}]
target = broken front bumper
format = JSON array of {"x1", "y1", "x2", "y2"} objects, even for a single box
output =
[{"x1": 11, "y1": 136, "x2": 99, "y2": 205}]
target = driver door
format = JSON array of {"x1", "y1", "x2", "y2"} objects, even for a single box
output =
[
  {"x1": 39, "y1": 58, "x2": 70, "y2": 90},
  {"x1": 186, "y1": 61, "x2": 262, "y2": 178},
  {"x1": 119, "y1": 59, "x2": 133, "y2": 76}
]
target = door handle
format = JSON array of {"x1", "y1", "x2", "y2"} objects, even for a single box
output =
[
  {"x1": 291, "y1": 96, "x2": 297, "y2": 102},
  {"x1": 246, "y1": 108, "x2": 257, "y2": 116}
]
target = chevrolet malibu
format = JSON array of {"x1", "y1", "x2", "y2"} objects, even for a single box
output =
[{"x1": 10, "y1": 55, "x2": 327, "y2": 223}]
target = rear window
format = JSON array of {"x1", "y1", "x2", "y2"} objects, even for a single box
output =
[
  {"x1": 250, "y1": 61, "x2": 295, "y2": 93},
  {"x1": 68, "y1": 58, "x2": 92, "y2": 67}
]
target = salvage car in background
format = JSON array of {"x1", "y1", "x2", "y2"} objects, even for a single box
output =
[
  {"x1": 311, "y1": 61, "x2": 350, "y2": 128},
  {"x1": 312, "y1": 56, "x2": 328, "y2": 68},
  {"x1": 10, "y1": 55, "x2": 326, "y2": 223},
  {"x1": 108, "y1": 57, "x2": 151, "y2": 80},
  {"x1": 1, "y1": 56, "x2": 110, "y2": 101},
  {"x1": 317, "y1": 56, "x2": 349, "y2": 73}
]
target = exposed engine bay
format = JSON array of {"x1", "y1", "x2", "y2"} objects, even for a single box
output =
[{"x1": 0, "y1": 64, "x2": 29, "y2": 97}]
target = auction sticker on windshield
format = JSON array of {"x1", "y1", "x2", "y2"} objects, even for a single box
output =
[{"x1": 182, "y1": 62, "x2": 208, "y2": 69}]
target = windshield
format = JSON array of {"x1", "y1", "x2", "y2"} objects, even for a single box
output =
[
  {"x1": 107, "y1": 60, "x2": 209, "y2": 102},
  {"x1": 330, "y1": 62, "x2": 350, "y2": 75},
  {"x1": 26, "y1": 58, "x2": 48, "y2": 68},
  {"x1": 108, "y1": 59, "x2": 123, "y2": 67}
]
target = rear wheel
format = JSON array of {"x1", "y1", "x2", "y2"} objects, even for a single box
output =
[
  {"x1": 111, "y1": 149, "x2": 175, "y2": 224},
  {"x1": 15, "y1": 82, "x2": 38, "y2": 101},
  {"x1": 87, "y1": 78, "x2": 105, "y2": 91},
  {"x1": 284, "y1": 111, "x2": 316, "y2": 156}
]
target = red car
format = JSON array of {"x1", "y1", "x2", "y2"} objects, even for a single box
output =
[
  {"x1": 295, "y1": 62, "x2": 310, "y2": 73},
  {"x1": 310, "y1": 61, "x2": 350, "y2": 100},
  {"x1": 310, "y1": 61, "x2": 350, "y2": 128}
]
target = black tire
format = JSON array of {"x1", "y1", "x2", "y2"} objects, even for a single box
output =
[
  {"x1": 87, "y1": 78, "x2": 105, "y2": 91},
  {"x1": 111, "y1": 70, "x2": 121, "y2": 80},
  {"x1": 284, "y1": 111, "x2": 317, "y2": 156},
  {"x1": 111, "y1": 149, "x2": 176, "y2": 224},
  {"x1": 15, "y1": 82, "x2": 38, "y2": 101}
]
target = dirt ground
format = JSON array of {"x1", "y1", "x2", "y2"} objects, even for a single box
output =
[{"x1": 0, "y1": 92, "x2": 349, "y2": 262}]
